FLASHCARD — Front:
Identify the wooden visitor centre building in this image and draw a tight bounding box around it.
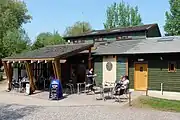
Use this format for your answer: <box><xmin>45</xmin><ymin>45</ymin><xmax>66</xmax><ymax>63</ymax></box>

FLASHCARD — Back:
<box><xmin>2</xmin><ymin>23</ymin><xmax>180</xmax><ymax>94</ymax></box>
<box><xmin>64</xmin><ymin>24</ymin><xmax>180</xmax><ymax>93</ymax></box>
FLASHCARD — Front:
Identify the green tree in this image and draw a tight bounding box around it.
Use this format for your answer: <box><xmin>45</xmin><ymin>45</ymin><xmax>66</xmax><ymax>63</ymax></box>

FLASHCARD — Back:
<box><xmin>64</xmin><ymin>21</ymin><xmax>92</xmax><ymax>36</ymax></box>
<box><xmin>164</xmin><ymin>0</ymin><xmax>180</xmax><ymax>36</ymax></box>
<box><xmin>31</xmin><ymin>31</ymin><xmax>65</xmax><ymax>50</ymax></box>
<box><xmin>104</xmin><ymin>1</ymin><xmax>142</xmax><ymax>29</ymax></box>
<box><xmin>0</xmin><ymin>0</ymin><xmax>31</xmax><ymax>58</ymax></box>
<box><xmin>2</xmin><ymin>28</ymin><xmax>31</xmax><ymax>57</ymax></box>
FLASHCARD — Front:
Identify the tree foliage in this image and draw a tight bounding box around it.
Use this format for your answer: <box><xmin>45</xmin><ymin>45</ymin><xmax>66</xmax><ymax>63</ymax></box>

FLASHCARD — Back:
<box><xmin>164</xmin><ymin>0</ymin><xmax>180</xmax><ymax>36</ymax></box>
<box><xmin>2</xmin><ymin>28</ymin><xmax>31</xmax><ymax>57</ymax></box>
<box><xmin>104</xmin><ymin>1</ymin><xmax>142</xmax><ymax>29</ymax></box>
<box><xmin>31</xmin><ymin>31</ymin><xmax>65</xmax><ymax>50</ymax></box>
<box><xmin>64</xmin><ymin>21</ymin><xmax>92</xmax><ymax>36</ymax></box>
<box><xmin>0</xmin><ymin>0</ymin><xmax>31</xmax><ymax>58</ymax></box>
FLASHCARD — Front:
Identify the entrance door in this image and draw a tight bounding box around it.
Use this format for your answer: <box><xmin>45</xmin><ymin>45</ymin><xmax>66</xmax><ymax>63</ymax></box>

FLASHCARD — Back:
<box><xmin>134</xmin><ymin>63</ymin><xmax>148</xmax><ymax>90</ymax></box>
<box><xmin>103</xmin><ymin>56</ymin><xmax>116</xmax><ymax>84</ymax></box>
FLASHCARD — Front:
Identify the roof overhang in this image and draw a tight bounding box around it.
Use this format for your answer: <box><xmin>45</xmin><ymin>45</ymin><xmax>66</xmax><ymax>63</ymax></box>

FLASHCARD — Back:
<box><xmin>2</xmin><ymin>43</ymin><xmax>94</xmax><ymax>62</ymax></box>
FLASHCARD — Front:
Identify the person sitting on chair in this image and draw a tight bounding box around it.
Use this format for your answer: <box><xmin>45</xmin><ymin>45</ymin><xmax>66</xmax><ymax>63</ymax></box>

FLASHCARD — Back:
<box><xmin>114</xmin><ymin>76</ymin><xmax>123</xmax><ymax>93</ymax></box>
<box><xmin>114</xmin><ymin>75</ymin><xmax>129</xmax><ymax>95</ymax></box>
<box><xmin>119</xmin><ymin>75</ymin><xmax>129</xmax><ymax>95</ymax></box>
<box><xmin>114</xmin><ymin>76</ymin><xmax>124</xmax><ymax>95</ymax></box>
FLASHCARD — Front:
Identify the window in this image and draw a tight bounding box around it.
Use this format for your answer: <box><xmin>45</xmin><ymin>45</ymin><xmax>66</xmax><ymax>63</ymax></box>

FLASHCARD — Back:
<box><xmin>116</xmin><ymin>36</ymin><xmax>132</xmax><ymax>40</ymax></box>
<box><xmin>94</xmin><ymin>37</ymin><xmax>103</xmax><ymax>42</ymax></box>
<box><xmin>106</xmin><ymin>62</ymin><xmax>113</xmax><ymax>71</ymax></box>
<box><xmin>74</xmin><ymin>40</ymin><xmax>78</xmax><ymax>43</ymax></box>
<box><xmin>140</xmin><ymin>66</ymin><xmax>143</xmax><ymax>72</ymax></box>
<box><xmin>116</xmin><ymin>36</ymin><xmax>121</xmax><ymax>40</ymax></box>
<box><xmin>73</xmin><ymin>40</ymin><xmax>85</xmax><ymax>44</ymax></box>
<box><xmin>168</xmin><ymin>61</ymin><xmax>176</xmax><ymax>72</ymax></box>
<box><xmin>81</xmin><ymin>40</ymin><xmax>85</xmax><ymax>43</ymax></box>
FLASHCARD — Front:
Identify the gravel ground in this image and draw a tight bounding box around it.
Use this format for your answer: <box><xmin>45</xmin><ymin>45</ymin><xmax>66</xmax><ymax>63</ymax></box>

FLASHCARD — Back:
<box><xmin>0</xmin><ymin>82</ymin><xmax>180</xmax><ymax>120</ymax></box>
<box><xmin>0</xmin><ymin>103</ymin><xmax>180</xmax><ymax>120</ymax></box>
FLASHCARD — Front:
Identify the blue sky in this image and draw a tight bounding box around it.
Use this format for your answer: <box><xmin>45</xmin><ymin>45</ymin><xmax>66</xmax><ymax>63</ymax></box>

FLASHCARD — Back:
<box><xmin>23</xmin><ymin>0</ymin><xmax>170</xmax><ymax>41</ymax></box>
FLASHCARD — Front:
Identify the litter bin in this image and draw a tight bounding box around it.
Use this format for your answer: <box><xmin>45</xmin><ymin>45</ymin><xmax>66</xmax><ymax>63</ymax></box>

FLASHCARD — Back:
<box><xmin>49</xmin><ymin>79</ymin><xmax>63</xmax><ymax>100</ymax></box>
<box><xmin>25</xmin><ymin>83</ymin><xmax>30</xmax><ymax>95</ymax></box>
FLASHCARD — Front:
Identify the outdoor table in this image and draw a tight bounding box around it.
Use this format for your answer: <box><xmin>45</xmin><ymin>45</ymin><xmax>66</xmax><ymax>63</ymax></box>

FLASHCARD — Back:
<box><xmin>102</xmin><ymin>85</ymin><xmax>115</xmax><ymax>100</ymax></box>
<box><xmin>96</xmin><ymin>84</ymin><xmax>115</xmax><ymax>101</ymax></box>
<box><xmin>77</xmin><ymin>83</ymin><xmax>85</xmax><ymax>94</ymax></box>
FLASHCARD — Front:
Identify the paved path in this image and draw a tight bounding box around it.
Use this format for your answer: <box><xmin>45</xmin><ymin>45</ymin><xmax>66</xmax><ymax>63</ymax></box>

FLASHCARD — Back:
<box><xmin>0</xmin><ymin>80</ymin><xmax>7</xmax><ymax>91</ymax></box>
<box><xmin>0</xmin><ymin>103</ymin><xmax>180</xmax><ymax>120</ymax></box>
<box><xmin>0</xmin><ymin>90</ymin><xmax>136</xmax><ymax>107</ymax></box>
<box><xmin>0</xmin><ymin>91</ymin><xmax>179</xmax><ymax>120</ymax></box>
<box><xmin>0</xmin><ymin>81</ymin><xmax>143</xmax><ymax>107</ymax></box>
<box><xmin>0</xmin><ymin>82</ymin><xmax>180</xmax><ymax>120</ymax></box>
<box><xmin>148</xmin><ymin>90</ymin><xmax>180</xmax><ymax>101</ymax></box>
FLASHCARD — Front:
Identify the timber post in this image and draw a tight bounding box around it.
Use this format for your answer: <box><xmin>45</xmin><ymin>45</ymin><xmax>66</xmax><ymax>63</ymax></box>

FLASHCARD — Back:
<box><xmin>8</xmin><ymin>62</ymin><xmax>13</xmax><ymax>91</ymax></box>
<box><xmin>88</xmin><ymin>47</ymin><xmax>92</xmax><ymax>69</ymax></box>
<box><xmin>25</xmin><ymin>61</ymin><xmax>36</xmax><ymax>94</ymax></box>
<box><xmin>126</xmin><ymin>58</ymin><xmax>129</xmax><ymax>76</ymax></box>
<box><xmin>52</xmin><ymin>61</ymin><xmax>57</xmax><ymax>79</ymax></box>
<box><xmin>129</xmin><ymin>91</ymin><xmax>132</xmax><ymax>106</ymax></box>
<box><xmin>54</xmin><ymin>59</ymin><xmax>63</xmax><ymax>91</ymax></box>
<box><xmin>2</xmin><ymin>61</ymin><xmax>12</xmax><ymax>91</ymax></box>
<box><xmin>54</xmin><ymin>59</ymin><xmax>61</xmax><ymax>81</ymax></box>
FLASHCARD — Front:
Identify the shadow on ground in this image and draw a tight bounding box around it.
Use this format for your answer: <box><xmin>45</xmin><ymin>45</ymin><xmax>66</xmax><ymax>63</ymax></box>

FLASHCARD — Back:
<box><xmin>0</xmin><ymin>104</ymin><xmax>40</xmax><ymax>120</ymax></box>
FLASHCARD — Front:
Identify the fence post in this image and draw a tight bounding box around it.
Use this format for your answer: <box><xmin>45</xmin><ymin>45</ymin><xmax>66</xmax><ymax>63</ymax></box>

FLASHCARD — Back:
<box><xmin>161</xmin><ymin>83</ymin><xmax>164</xmax><ymax>95</ymax></box>
<box><xmin>145</xmin><ymin>88</ymin><xmax>148</xmax><ymax>96</ymax></box>
<box><xmin>129</xmin><ymin>91</ymin><xmax>132</xmax><ymax>106</ymax></box>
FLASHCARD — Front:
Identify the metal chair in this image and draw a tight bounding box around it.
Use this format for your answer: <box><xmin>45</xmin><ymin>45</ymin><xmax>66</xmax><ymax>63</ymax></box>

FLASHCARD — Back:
<box><xmin>113</xmin><ymin>83</ymin><xmax>130</xmax><ymax>102</ymax></box>
<box><xmin>85</xmin><ymin>77</ymin><xmax>96</xmax><ymax>94</ymax></box>
<box><xmin>11</xmin><ymin>78</ymin><xmax>22</xmax><ymax>92</ymax></box>
<box><xmin>65</xmin><ymin>79</ymin><xmax>74</xmax><ymax>94</ymax></box>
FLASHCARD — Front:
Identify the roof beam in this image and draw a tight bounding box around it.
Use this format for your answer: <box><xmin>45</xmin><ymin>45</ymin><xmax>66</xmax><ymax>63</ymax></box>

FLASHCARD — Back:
<box><xmin>2</xmin><ymin>57</ymin><xmax>55</xmax><ymax>62</ymax></box>
<box><xmin>25</xmin><ymin>61</ymin><xmax>36</xmax><ymax>94</ymax></box>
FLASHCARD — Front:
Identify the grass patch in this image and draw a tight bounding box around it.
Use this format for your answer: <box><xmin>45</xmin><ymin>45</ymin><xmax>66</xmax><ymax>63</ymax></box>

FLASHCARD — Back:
<box><xmin>133</xmin><ymin>96</ymin><xmax>180</xmax><ymax>112</ymax></box>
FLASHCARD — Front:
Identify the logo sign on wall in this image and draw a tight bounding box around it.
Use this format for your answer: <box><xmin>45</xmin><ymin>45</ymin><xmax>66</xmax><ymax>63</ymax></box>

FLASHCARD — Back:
<box><xmin>106</xmin><ymin>62</ymin><xmax>113</xmax><ymax>71</ymax></box>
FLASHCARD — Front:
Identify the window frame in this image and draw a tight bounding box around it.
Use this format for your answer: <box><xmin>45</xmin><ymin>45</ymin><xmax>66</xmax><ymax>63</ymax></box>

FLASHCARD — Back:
<box><xmin>94</xmin><ymin>37</ymin><xmax>104</xmax><ymax>42</ymax></box>
<box><xmin>168</xmin><ymin>61</ymin><xmax>176</xmax><ymax>72</ymax></box>
<box><xmin>116</xmin><ymin>36</ymin><xmax>133</xmax><ymax>40</ymax></box>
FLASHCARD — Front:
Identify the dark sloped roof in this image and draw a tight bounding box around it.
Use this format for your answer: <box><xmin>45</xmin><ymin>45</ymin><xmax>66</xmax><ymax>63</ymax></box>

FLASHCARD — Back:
<box><xmin>64</xmin><ymin>23</ymin><xmax>159</xmax><ymax>39</ymax></box>
<box><xmin>3</xmin><ymin>43</ymin><xmax>93</xmax><ymax>61</ymax></box>
<box><xmin>93</xmin><ymin>36</ymin><xmax>180</xmax><ymax>55</ymax></box>
<box><xmin>93</xmin><ymin>40</ymin><xmax>142</xmax><ymax>55</ymax></box>
<box><xmin>125</xmin><ymin>36</ymin><xmax>180</xmax><ymax>54</ymax></box>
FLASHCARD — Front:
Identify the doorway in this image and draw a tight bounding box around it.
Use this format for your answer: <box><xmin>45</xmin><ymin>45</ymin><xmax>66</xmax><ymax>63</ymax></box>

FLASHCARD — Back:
<box><xmin>134</xmin><ymin>63</ymin><xmax>148</xmax><ymax>90</ymax></box>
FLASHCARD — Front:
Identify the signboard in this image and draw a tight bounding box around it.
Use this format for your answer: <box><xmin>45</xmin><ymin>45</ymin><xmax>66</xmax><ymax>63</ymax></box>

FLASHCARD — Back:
<box><xmin>60</xmin><ymin>59</ymin><xmax>66</xmax><ymax>63</ymax></box>
<box><xmin>138</xmin><ymin>59</ymin><xmax>144</xmax><ymax>62</ymax></box>
<box><xmin>49</xmin><ymin>79</ymin><xmax>63</xmax><ymax>100</ymax></box>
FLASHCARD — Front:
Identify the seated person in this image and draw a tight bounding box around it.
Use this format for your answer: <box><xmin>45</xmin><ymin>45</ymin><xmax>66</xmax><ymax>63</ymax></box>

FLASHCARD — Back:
<box><xmin>114</xmin><ymin>76</ymin><xmax>123</xmax><ymax>91</ymax></box>
<box><xmin>120</xmin><ymin>75</ymin><xmax>129</xmax><ymax>90</ymax></box>
<box><xmin>114</xmin><ymin>75</ymin><xmax>129</xmax><ymax>95</ymax></box>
